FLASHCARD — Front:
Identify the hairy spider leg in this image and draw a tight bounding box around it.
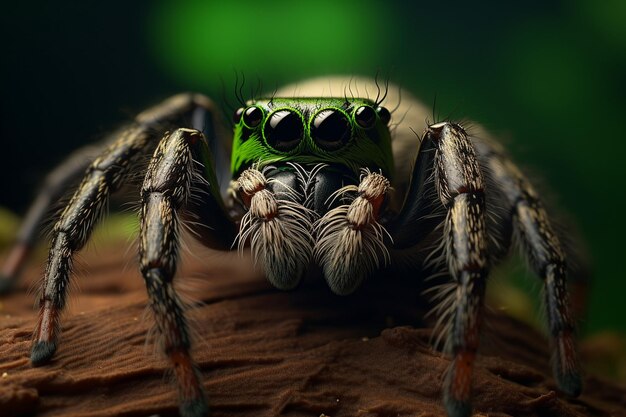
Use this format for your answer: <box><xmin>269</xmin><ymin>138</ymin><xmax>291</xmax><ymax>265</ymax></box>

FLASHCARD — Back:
<box><xmin>140</xmin><ymin>128</ymin><xmax>236</xmax><ymax>417</ymax></box>
<box><xmin>0</xmin><ymin>93</ymin><xmax>227</xmax><ymax>294</ymax></box>
<box><xmin>427</xmin><ymin>123</ymin><xmax>489</xmax><ymax>417</ymax></box>
<box><xmin>30</xmin><ymin>123</ymin><xmax>157</xmax><ymax>365</ymax></box>
<box><xmin>390</xmin><ymin>122</ymin><xmax>488</xmax><ymax>417</ymax></box>
<box><xmin>474</xmin><ymin>138</ymin><xmax>581</xmax><ymax>397</ymax></box>
<box><xmin>29</xmin><ymin>94</ymin><xmax>224</xmax><ymax>364</ymax></box>
<box><xmin>389</xmin><ymin>126</ymin><xmax>582</xmax><ymax>416</ymax></box>
<box><xmin>0</xmin><ymin>143</ymin><xmax>105</xmax><ymax>293</ymax></box>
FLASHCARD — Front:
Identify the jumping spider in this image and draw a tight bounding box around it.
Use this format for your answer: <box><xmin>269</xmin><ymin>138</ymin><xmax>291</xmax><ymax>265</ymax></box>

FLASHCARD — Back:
<box><xmin>0</xmin><ymin>77</ymin><xmax>581</xmax><ymax>417</ymax></box>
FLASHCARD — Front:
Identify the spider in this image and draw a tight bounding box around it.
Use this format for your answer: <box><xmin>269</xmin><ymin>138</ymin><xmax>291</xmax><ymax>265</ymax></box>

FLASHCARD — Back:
<box><xmin>0</xmin><ymin>77</ymin><xmax>581</xmax><ymax>417</ymax></box>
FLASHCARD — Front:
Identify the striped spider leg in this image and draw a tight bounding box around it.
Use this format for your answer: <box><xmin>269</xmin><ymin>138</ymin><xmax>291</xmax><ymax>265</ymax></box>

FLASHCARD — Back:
<box><xmin>22</xmin><ymin>94</ymin><xmax>236</xmax><ymax>417</ymax></box>
<box><xmin>389</xmin><ymin>122</ymin><xmax>580</xmax><ymax>417</ymax></box>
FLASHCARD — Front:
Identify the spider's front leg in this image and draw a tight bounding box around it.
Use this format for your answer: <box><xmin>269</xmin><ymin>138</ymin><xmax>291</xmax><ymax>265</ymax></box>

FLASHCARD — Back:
<box><xmin>1</xmin><ymin>93</ymin><xmax>228</xmax><ymax>293</ymax></box>
<box><xmin>392</xmin><ymin>122</ymin><xmax>488</xmax><ymax>417</ymax></box>
<box><xmin>29</xmin><ymin>93</ymin><xmax>226</xmax><ymax>363</ymax></box>
<box><xmin>140</xmin><ymin>128</ymin><xmax>236</xmax><ymax>417</ymax></box>
<box><xmin>431</xmin><ymin>123</ymin><xmax>489</xmax><ymax>417</ymax></box>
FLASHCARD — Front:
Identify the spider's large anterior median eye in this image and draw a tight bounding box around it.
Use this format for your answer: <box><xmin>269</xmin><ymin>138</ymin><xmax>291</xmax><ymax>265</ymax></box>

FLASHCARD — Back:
<box><xmin>311</xmin><ymin>109</ymin><xmax>351</xmax><ymax>151</ymax></box>
<box><xmin>242</xmin><ymin>106</ymin><xmax>263</xmax><ymax>128</ymax></box>
<box><xmin>263</xmin><ymin>109</ymin><xmax>303</xmax><ymax>152</ymax></box>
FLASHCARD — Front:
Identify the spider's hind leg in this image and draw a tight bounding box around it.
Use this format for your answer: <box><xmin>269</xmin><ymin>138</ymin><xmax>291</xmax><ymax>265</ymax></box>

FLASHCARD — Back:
<box><xmin>474</xmin><ymin>137</ymin><xmax>582</xmax><ymax>397</ymax></box>
<box><xmin>0</xmin><ymin>142</ymin><xmax>105</xmax><ymax>293</ymax></box>
<box><xmin>29</xmin><ymin>122</ymin><xmax>159</xmax><ymax>365</ymax></box>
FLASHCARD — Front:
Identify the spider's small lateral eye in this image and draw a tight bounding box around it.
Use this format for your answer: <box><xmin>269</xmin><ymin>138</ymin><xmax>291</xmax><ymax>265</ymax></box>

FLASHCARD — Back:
<box><xmin>242</xmin><ymin>106</ymin><xmax>263</xmax><ymax>128</ymax></box>
<box><xmin>377</xmin><ymin>106</ymin><xmax>391</xmax><ymax>125</ymax></box>
<box><xmin>354</xmin><ymin>105</ymin><xmax>377</xmax><ymax>129</ymax></box>
<box><xmin>263</xmin><ymin>109</ymin><xmax>303</xmax><ymax>152</ymax></box>
<box><xmin>233</xmin><ymin>107</ymin><xmax>244</xmax><ymax>124</ymax></box>
<box><xmin>311</xmin><ymin>109</ymin><xmax>351</xmax><ymax>152</ymax></box>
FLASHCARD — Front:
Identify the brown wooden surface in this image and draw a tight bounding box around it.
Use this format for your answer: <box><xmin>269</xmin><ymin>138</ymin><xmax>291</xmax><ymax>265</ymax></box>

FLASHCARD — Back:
<box><xmin>0</xmin><ymin>242</ymin><xmax>624</xmax><ymax>417</ymax></box>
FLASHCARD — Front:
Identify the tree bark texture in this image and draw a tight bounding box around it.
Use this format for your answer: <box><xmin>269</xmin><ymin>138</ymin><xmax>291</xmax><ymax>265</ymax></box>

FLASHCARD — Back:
<box><xmin>0</xmin><ymin>243</ymin><xmax>624</xmax><ymax>417</ymax></box>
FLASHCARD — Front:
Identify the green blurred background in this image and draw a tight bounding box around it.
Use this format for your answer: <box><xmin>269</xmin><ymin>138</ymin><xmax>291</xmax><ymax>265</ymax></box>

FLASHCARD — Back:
<box><xmin>1</xmin><ymin>1</ymin><xmax>624</xmax><ymax>342</ymax></box>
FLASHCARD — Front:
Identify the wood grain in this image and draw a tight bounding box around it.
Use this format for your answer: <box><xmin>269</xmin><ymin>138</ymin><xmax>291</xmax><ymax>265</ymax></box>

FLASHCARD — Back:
<box><xmin>0</xmin><ymin>242</ymin><xmax>624</xmax><ymax>417</ymax></box>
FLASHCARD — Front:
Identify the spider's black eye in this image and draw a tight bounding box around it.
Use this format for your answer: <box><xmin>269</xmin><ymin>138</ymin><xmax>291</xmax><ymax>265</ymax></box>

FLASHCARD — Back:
<box><xmin>242</xmin><ymin>106</ymin><xmax>263</xmax><ymax>128</ymax></box>
<box><xmin>377</xmin><ymin>106</ymin><xmax>391</xmax><ymax>125</ymax></box>
<box><xmin>233</xmin><ymin>107</ymin><xmax>244</xmax><ymax>124</ymax></box>
<box><xmin>263</xmin><ymin>109</ymin><xmax>303</xmax><ymax>152</ymax></box>
<box><xmin>311</xmin><ymin>109</ymin><xmax>351</xmax><ymax>151</ymax></box>
<box><xmin>354</xmin><ymin>105</ymin><xmax>377</xmax><ymax>129</ymax></box>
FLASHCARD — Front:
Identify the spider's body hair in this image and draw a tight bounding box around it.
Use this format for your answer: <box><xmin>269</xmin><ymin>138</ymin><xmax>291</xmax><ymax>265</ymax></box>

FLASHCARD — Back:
<box><xmin>314</xmin><ymin>170</ymin><xmax>391</xmax><ymax>295</ymax></box>
<box><xmin>235</xmin><ymin>167</ymin><xmax>314</xmax><ymax>290</ymax></box>
<box><xmin>314</xmin><ymin>204</ymin><xmax>390</xmax><ymax>295</ymax></box>
<box><xmin>234</xmin><ymin>165</ymin><xmax>392</xmax><ymax>295</ymax></box>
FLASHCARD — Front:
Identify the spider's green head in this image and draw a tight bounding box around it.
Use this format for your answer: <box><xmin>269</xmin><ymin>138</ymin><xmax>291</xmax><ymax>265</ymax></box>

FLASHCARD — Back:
<box><xmin>230</xmin><ymin>98</ymin><xmax>394</xmax><ymax>178</ymax></box>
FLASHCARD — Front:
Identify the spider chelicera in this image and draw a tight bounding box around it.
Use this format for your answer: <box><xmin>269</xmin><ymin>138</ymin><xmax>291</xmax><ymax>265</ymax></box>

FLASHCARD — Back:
<box><xmin>0</xmin><ymin>77</ymin><xmax>581</xmax><ymax>417</ymax></box>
